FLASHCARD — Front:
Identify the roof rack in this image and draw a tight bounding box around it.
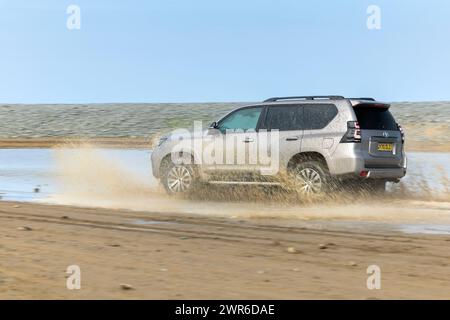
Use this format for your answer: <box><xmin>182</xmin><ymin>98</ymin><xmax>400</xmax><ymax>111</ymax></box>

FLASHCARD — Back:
<box><xmin>349</xmin><ymin>97</ymin><xmax>375</xmax><ymax>101</ymax></box>
<box><xmin>263</xmin><ymin>95</ymin><xmax>345</xmax><ymax>102</ymax></box>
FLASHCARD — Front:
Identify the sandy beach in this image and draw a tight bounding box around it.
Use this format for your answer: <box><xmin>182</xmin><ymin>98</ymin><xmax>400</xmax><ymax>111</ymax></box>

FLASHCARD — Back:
<box><xmin>1</xmin><ymin>200</ymin><xmax>449</xmax><ymax>299</ymax></box>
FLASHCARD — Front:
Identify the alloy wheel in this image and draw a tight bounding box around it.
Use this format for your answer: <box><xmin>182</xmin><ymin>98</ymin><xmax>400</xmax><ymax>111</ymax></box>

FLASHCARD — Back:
<box><xmin>166</xmin><ymin>165</ymin><xmax>193</xmax><ymax>193</ymax></box>
<box><xmin>295</xmin><ymin>167</ymin><xmax>323</xmax><ymax>195</ymax></box>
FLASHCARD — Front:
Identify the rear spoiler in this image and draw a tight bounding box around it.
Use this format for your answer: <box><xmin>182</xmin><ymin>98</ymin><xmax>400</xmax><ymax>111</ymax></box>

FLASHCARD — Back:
<box><xmin>350</xmin><ymin>99</ymin><xmax>390</xmax><ymax>109</ymax></box>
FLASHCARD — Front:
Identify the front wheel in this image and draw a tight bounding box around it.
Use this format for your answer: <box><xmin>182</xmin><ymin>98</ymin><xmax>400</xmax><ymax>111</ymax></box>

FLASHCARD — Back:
<box><xmin>161</xmin><ymin>162</ymin><xmax>196</xmax><ymax>195</ymax></box>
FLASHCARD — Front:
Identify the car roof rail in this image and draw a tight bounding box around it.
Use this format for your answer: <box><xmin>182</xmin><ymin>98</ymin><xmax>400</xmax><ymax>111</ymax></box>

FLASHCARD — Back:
<box><xmin>263</xmin><ymin>95</ymin><xmax>345</xmax><ymax>102</ymax></box>
<box><xmin>349</xmin><ymin>97</ymin><xmax>376</xmax><ymax>101</ymax></box>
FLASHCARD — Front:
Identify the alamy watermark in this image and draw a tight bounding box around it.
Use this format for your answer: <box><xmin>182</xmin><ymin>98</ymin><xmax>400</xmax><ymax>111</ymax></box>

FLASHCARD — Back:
<box><xmin>367</xmin><ymin>5</ymin><xmax>381</xmax><ymax>30</ymax></box>
<box><xmin>366</xmin><ymin>264</ymin><xmax>381</xmax><ymax>290</ymax></box>
<box><xmin>66</xmin><ymin>265</ymin><xmax>81</xmax><ymax>290</ymax></box>
<box><xmin>66</xmin><ymin>5</ymin><xmax>81</xmax><ymax>30</ymax></box>
<box><xmin>164</xmin><ymin>121</ymin><xmax>280</xmax><ymax>176</ymax></box>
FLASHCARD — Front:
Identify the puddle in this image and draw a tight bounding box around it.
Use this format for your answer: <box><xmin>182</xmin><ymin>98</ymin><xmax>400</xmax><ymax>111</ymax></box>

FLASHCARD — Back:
<box><xmin>397</xmin><ymin>224</ymin><xmax>450</xmax><ymax>235</ymax></box>
<box><xmin>0</xmin><ymin>148</ymin><xmax>155</xmax><ymax>201</ymax></box>
<box><xmin>131</xmin><ymin>219</ymin><xmax>173</xmax><ymax>226</ymax></box>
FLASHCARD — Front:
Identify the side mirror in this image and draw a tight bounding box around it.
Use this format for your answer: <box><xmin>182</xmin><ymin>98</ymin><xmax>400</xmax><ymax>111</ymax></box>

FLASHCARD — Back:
<box><xmin>207</xmin><ymin>121</ymin><xmax>221</xmax><ymax>136</ymax></box>
<box><xmin>209</xmin><ymin>121</ymin><xmax>218</xmax><ymax>129</ymax></box>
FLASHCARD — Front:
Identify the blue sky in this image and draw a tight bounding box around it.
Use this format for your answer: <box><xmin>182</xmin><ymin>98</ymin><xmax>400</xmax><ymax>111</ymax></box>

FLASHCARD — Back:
<box><xmin>1</xmin><ymin>0</ymin><xmax>449</xmax><ymax>103</ymax></box>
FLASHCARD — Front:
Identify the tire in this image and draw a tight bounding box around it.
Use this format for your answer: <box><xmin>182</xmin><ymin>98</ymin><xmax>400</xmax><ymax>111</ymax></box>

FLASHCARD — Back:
<box><xmin>161</xmin><ymin>160</ymin><xmax>197</xmax><ymax>196</ymax></box>
<box><xmin>288</xmin><ymin>160</ymin><xmax>329</xmax><ymax>196</ymax></box>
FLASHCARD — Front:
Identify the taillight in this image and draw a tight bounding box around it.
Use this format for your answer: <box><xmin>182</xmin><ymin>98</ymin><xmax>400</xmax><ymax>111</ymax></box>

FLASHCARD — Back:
<box><xmin>359</xmin><ymin>170</ymin><xmax>369</xmax><ymax>177</ymax></box>
<box><xmin>340</xmin><ymin>121</ymin><xmax>361</xmax><ymax>143</ymax></box>
<box><xmin>398</xmin><ymin>124</ymin><xmax>405</xmax><ymax>143</ymax></box>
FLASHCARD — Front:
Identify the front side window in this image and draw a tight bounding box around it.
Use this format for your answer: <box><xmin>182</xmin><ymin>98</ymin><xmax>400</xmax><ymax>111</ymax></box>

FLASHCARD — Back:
<box><xmin>217</xmin><ymin>107</ymin><xmax>262</xmax><ymax>133</ymax></box>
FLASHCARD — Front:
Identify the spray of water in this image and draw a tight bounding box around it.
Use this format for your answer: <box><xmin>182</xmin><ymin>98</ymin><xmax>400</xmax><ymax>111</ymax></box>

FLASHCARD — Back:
<box><xmin>49</xmin><ymin>142</ymin><xmax>450</xmax><ymax>224</ymax></box>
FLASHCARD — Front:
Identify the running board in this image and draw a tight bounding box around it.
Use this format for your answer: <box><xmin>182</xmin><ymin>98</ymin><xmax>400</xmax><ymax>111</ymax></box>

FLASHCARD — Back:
<box><xmin>208</xmin><ymin>181</ymin><xmax>281</xmax><ymax>186</ymax></box>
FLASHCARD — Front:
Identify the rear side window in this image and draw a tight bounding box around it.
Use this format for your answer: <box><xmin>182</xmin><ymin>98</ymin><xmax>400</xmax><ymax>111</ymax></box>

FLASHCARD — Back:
<box><xmin>263</xmin><ymin>105</ymin><xmax>303</xmax><ymax>131</ymax></box>
<box><xmin>354</xmin><ymin>107</ymin><xmax>398</xmax><ymax>130</ymax></box>
<box><xmin>303</xmin><ymin>104</ymin><xmax>338</xmax><ymax>130</ymax></box>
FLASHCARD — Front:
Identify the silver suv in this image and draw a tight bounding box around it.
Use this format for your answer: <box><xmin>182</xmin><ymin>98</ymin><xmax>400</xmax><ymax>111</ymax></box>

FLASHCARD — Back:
<box><xmin>151</xmin><ymin>96</ymin><xmax>407</xmax><ymax>195</ymax></box>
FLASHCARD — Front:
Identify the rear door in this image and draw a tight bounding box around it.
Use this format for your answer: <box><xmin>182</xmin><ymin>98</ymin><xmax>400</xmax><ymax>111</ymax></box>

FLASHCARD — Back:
<box><xmin>259</xmin><ymin>104</ymin><xmax>304</xmax><ymax>172</ymax></box>
<box><xmin>353</xmin><ymin>106</ymin><xmax>403</xmax><ymax>168</ymax></box>
<box><xmin>301</xmin><ymin>103</ymin><xmax>340</xmax><ymax>156</ymax></box>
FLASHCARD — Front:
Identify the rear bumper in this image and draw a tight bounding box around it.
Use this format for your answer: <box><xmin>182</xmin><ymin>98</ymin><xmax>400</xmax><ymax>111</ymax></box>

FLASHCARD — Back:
<box><xmin>360</xmin><ymin>167</ymin><xmax>406</xmax><ymax>180</ymax></box>
<box><xmin>329</xmin><ymin>149</ymin><xmax>407</xmax><ymax>181</ymax></box>
<box><xmin>334</xmin><ymin>165</ymin><xmax>406</xmax><ymax>181</ymax></box>
<box><xmin>362</xmin><ymin>152</ymin><xmax>407</xmax><ymax>180</ymax></box>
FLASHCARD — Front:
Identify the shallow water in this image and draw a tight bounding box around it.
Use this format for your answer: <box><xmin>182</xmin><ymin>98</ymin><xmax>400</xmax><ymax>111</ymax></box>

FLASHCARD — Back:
<box><xmin>398</xmin><ymin>224</ymin><xmax>450</xmax><ymax>235</ymax></box>
<box><xmin>0</xmin><ymin>148</ymin><xmax>448</xmax><ymax>200</ymax></box>
<box><xmin>0</xmin><ymin>148</ymin><xmax>154</xmax><ymax>201</ymax></box>
<box><xmin>0</xmin><ymin>148</ymin><xmax>449</xmax><ymax>235</ymax></box>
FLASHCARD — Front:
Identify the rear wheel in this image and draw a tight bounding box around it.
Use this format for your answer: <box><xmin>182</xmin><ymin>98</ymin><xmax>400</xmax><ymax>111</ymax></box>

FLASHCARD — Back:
<box><xmin>289</xmin><ymin>160</ymin><xmax>329</xmax><ymax>196</ymax></box>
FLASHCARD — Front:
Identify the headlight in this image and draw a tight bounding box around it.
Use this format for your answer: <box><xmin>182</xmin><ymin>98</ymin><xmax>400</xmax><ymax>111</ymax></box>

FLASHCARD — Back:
<box><xmin>158</xmin><ymin>137</ymin><xmax>168</xmax><ymax>147</ymax></box>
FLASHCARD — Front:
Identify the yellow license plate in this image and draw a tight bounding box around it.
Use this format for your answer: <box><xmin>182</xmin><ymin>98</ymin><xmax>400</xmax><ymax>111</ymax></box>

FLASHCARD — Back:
<box><xmin>377</xmin><ymin>143</ymin><xmax>394</xmax><ymax>152</ymax></box>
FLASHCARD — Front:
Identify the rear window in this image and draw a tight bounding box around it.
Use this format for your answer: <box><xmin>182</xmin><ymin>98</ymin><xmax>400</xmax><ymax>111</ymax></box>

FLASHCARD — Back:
<box><xmin>354</xmin><ymin>107</ymin><xmax>398</xmax><ymax>130</ymax></box>
<box><xmin>262</xmin><ymin>104</ymin><xmax>338</xmax><ymax>131</ymax></box>
<box><xmin>303</xmin><ymin>104</ymin><xmax>338</xmax><ymax>130</ymax></box>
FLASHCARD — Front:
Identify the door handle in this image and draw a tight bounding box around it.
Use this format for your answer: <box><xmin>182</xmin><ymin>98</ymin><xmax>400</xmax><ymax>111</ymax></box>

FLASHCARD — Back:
<box><xmin>285</xmin><ymin>136</ymin><xmax>299</xmax><ymax>141</ymax></box>
<box><xmin>243</xmin><ymin>138</ymin><xmax>254</xmax><ymax>143</ymax></box>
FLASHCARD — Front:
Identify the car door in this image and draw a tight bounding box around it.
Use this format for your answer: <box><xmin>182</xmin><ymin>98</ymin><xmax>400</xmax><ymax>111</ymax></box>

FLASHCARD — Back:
<box><xmin>259</xmin><ymin>105</ymin><xmax>304</xmax><ymax>174</ymax></box>
<box><xmin>300</xmin><ymin>103</ymin><xmax>340</xmax><ymax>158</ymax></box>
<box><xmin>213</xmin><ymin>106</ymin><xmax>264</xmax><ymax>174</ymax></box>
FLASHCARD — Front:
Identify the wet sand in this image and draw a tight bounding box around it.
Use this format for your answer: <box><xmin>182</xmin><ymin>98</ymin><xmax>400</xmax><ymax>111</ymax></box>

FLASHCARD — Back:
<box><xmin>1</xmin><ymin>201</ymin><xmax>449</xmax><ymax>299</ymax></box>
